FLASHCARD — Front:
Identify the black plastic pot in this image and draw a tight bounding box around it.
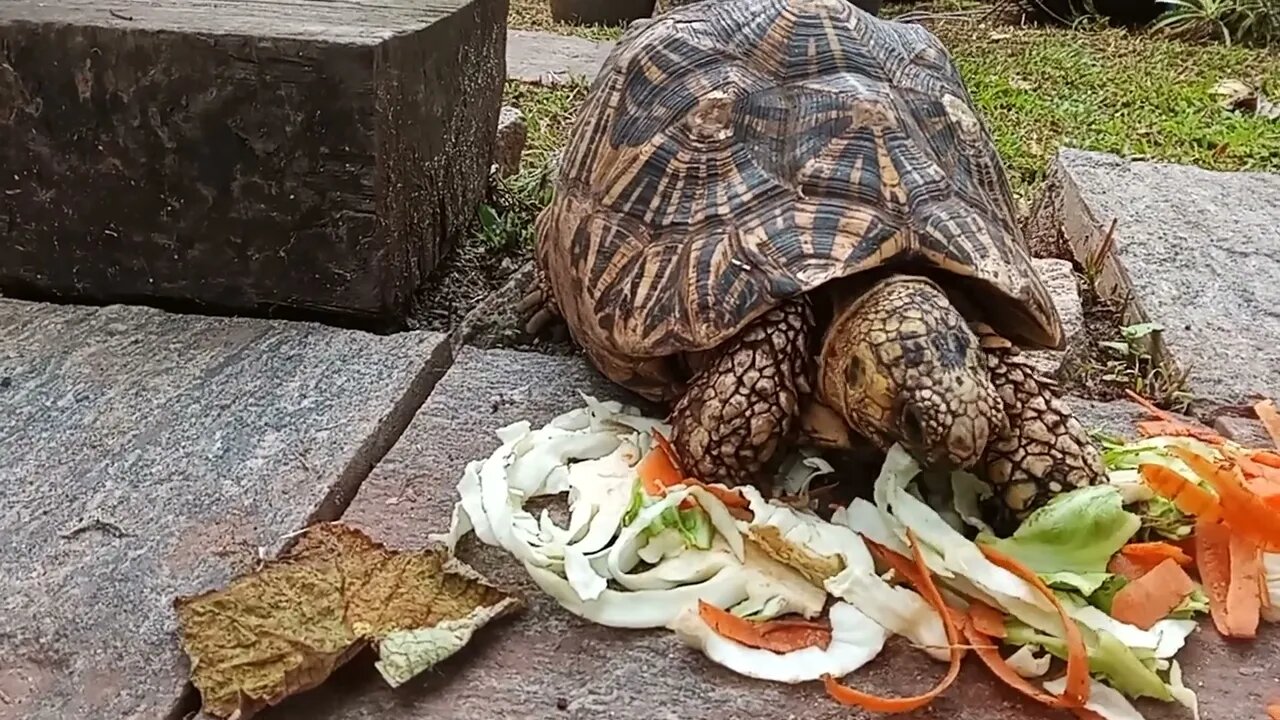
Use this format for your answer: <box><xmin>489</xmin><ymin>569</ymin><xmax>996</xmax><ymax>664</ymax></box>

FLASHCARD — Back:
<box><xmin>853</xmin><ymin>0</ymin><xmax>884</xmax><ymax>15</ymax></box>
<box><xmin>549</xmin><ymin>0</ymin><xmax>658</xmax><ymax>25</ymax></box>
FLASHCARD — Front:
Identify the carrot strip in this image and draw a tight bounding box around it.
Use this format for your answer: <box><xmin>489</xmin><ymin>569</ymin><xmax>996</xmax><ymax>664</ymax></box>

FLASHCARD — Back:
<box><xmin>1170</xmin><ymin>447</ymin><xmax>1280</xmax><ymax>551</ymax></box>
<box><xmin>1109</xmin><ymin>558</ymin><xmax>1196</xmax><ymax>630</ymax></box>
<box><xmin>1226</xmin><ymin>532</ymin><xmax>1261</xmax><ymax>639</ymax></box>
<box><xmin>757</xmin><ymin>617</ymin><xmax>832</xmax><ymax>635</ymax></box>
<box><xmin>1196</xmin><ymin>517</ymin><xmax>1236</xmax><ymax>637</ymax></box>
<box><xmin>980</xmin><ymin>544</ymin><xmax>1090</xmax><ymax>708</ymax></box>
<box><xmin>1252</xmin><ymin>451</ymin><xmax>1280</xmax><ymax>469</ymax></box>
<box><xmin>864</xmin><ymin>537</ymin><xmax>928</xmax><ymax>589</ymax></box>
<box><xmin>697</xmin><ymin>601</ymin><xmax>832</xmax><ymax>653</ymax></box>
<box><xmin>641</xmin><ymin>431</ymin><xmax>751</xmax><ymax>510</ymax></box>
<box><xmin>1107</xmin><ymin>554</ymin><xmax>1149</xmax><ymax>582</ymax></box>
<box><xmin>1139</xmin><ymin>463</ymin><xmax>1224</xmax><ymax>522</ymax></box>
<box><xmin>823</xmin><ymin>530</ymin><xmax>965</xmax><ymax>713</ymax></box>
<box><xmin>963</xmin><ymin>619</ymin><xmax>1084</xmax><ymax>710</ymax></box>
<box><xmin>1137</xmin><ymin>420</ymin><xmax>1228</xmax><ymax>445</ymax></box>
<box><xmin>968</xmin><ymin>602</ymin><xmax>1008</xmax><ymax>639</ymax></box>
<box><xmin>1255</xmin><ymin>399</ymin><xmax>1280</xmax><ymax>449</ymax></box>
<box><xmin>1267</xmin><ymin>704</ymin><xmax>1280</xmax><ymax>720</ymax></box>
<box><xmin>637</xmin><ymin>444</ymin><xmax>683</xmax><ymax>495</ymax></box>
<box><xmin>1124</xmin><ymin>389</ymin><xmax>1226</xmax><ymax>443</ymax></box>
<box><xmin>651</xmin><ymin>430</ymin><xmax>685</xmax><ymax>475</ymax></box>
<box><xmin>1120</xmin><ymin>541</ymin><xmax>1193</xmax><ymax>567</ymax></box>
<box><xmin>1125</xmin><ymin>389</ymin><xmax>1180</xmax><ymax>422</ymax></box>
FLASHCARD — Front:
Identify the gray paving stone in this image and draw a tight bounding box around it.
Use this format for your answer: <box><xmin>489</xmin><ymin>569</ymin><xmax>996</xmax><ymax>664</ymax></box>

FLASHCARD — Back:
<box><xmin>1029</xmin><ymin>148</ymin><xmax>1280</xmax><ymax>414</ymax></box>
<box><xmin>0</xmin><ymin>300</ymin><xmax>448</xmax><ymax>720</ymax></box>
<box><xmin>275</xmin><ymin>349</ymin><xmax>1274</xmax><ymax>720</ymax></box>
<box><xmin>507</xmin><ymin>29</ymin><xmax>615</xmax><ymax>84</ymax></box>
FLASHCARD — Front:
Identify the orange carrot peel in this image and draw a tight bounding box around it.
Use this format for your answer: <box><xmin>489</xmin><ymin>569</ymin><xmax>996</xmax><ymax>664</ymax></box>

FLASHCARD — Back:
<box><xmin>1255</xmin><ymin>399</ymin><xmax>1280</xmax><ymax>448</ymax></box>
<box><xmin>979</xmin><ymin>544</ymin><xmax>1092</xmax><ymax>709</ymax></box>
<box><xmin>967</xmin><ymin>602</ymin><xmax>1008</xmax><ymax>639</ymax></box>
<box><xmin>697</xmin><ymin>601</ymin><xmax>832</xmax><ymax>653</ymax></box>
<box><xmin>1119</xmin><ymin>541</ymin><xmax>1193</xmax><ymax>567</ymax></box>
<box><xmin>962</xmin><ymin>613</ymin><xmax>1087</xmax><ymax>713</ymax></box>
<box><xmin>1125</xmin><ymin>390</ymin><xmax>1227</xmax><ymax>444</ymax></box>
<box><xmin>639</xmin><ymin>430</ymin><xmax>751</xmax><ymax>513</ymax></box>
<box><xmin>822</xmin><ymin>530</ymin><xmax>966</xmax><ymax>713</ymax></box>
<box><xmin>1139</xmin><ymin>463</ymin><xmax>1223</xmax><ymax>523</ymax></box>
<box><xmin>1196</xmin><ymin>516</ymin><xmax>1263</xmax><ymax>639</ymax></box>
<box><xmin>1169</xmin><ymin>446</ymin><xmax>1280</xmax><ymax>552</ymax></box>
<box><xmin>1109</xmin><ymin>558</ymin><xmax>1196</xmax><ymax>630</ymax></box>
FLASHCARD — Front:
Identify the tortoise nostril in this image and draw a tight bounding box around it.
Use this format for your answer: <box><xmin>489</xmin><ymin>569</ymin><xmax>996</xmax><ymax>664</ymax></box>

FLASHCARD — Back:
<box><xmin>900</xmin><ymin>404</ymin><xmax>926</xmax><ymax>447</ymax></box>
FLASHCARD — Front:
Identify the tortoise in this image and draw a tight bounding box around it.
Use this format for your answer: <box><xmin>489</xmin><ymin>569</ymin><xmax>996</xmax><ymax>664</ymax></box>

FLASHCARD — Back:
<box><xmin>523</xmin><ymin>0</ymin><xmax>1106</xmax><ymax>526</ymax></box>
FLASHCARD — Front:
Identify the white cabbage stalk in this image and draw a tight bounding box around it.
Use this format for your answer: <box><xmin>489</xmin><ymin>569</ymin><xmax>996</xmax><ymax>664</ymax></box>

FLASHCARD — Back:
<box><xmin>1044</xmin><ymin>677</ymin><xmax>1145</xmax><ymax>720</ymax></box>
<box><xmin>1263</xmin><ymin>553</ymin><xmax>1280</xmax><ymax>623</ymax></box>
<box><xmin>1005</xmin><ymin>645</ymin><xmax>1051</xmax><ymax>678</ymax></box>
<box><xmin>1167</xmin><ymin>660</ymin><xmax>1200</xmax><ymax>720</ymax></box>
<box><xmin>870</xmin><ymin>445</ymin><xmax>1061</xmax><ymax>633</ymax></box>
<box><xmin>669</xmin><ymin>601</ymin><xmax>890</xmax><ymax>684</ymax></box>
<box><xmin>776</xmin><ymin>451</ymin><xmax>835</xmax><ymax>497</ymax></box>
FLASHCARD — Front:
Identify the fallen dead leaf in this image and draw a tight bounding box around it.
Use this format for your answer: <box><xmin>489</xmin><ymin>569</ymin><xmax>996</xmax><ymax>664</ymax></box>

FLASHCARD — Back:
<box><xmin>1212</xmin><ymin>79</ymin><xmax>1280</xmax><ymax>120</ymax></box>
<box><xmin>174</xmin><ymin>522</ymin><xmax>521</xmax><ymax>719</ymax></box>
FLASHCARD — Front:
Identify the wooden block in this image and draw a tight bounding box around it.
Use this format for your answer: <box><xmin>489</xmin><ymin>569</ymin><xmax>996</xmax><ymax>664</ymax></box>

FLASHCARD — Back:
<box><xmin>0</xmin><ymin>0</ymin><xmax>508</xmax><ymax>325</ymax></box>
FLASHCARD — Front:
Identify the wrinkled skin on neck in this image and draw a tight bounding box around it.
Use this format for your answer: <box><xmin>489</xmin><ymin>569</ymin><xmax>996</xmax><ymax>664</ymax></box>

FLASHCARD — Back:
<box><xmin>817</xmin><ymin>274</ymin><xmax>1007</xmax><ymax>469</ymax></box>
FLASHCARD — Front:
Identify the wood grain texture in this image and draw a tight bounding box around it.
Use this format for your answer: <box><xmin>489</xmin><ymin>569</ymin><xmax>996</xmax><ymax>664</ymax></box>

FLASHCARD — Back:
<box><xmin>0</xmin><ymin>0</ymin><xmax>508</xmax><ymax>324</ymax></box>
<box><xmin>0</xmin><ymin>0</ymin><xmax>479</xmax><ymax>43</ymax></box>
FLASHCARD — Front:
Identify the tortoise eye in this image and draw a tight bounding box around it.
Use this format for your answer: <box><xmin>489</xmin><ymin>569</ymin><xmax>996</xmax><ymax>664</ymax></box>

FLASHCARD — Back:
<box><xmin>844</xmin><ymin>356</ymin><xmax>864</xmax><ymax>385</ymax></box>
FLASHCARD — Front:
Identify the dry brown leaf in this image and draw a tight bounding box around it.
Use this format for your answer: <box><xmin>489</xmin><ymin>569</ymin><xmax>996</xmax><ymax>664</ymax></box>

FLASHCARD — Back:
<box><xmin>1212</xmin><ymin>79</ymin><xmax>1280</xmax><ymax>120</ymax></box>
<box><xmin>174</xmin><ymin>522</ymin><xmax>520</xmax><ymax>719</ymax></box>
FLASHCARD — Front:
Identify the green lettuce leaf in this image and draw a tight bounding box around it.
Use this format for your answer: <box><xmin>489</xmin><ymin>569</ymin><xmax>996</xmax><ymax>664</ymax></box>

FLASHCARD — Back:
<box><xmin>1087</xmin><ymin>575</ymin><xmax>1128</xmax><ymax>614</ymax></box>
<box><xmin>1042</xmin><ymin>571</ymin><xmax>1112</xmax><ymax>597</ymax></box>
<box><xmin>1169</xmin><ymin>587</ymin><xmax>1209</xmax><ymax>619</ymax></box>
<box><xmin>1007</xmin><ymin>622</ymin><xmax>1173</xmax><ymax>701</ymax></box>
<box><xmin>1138</xmin><ymin>495</ymin><xmax>1195</xmax><ymax>541</ymax></box>
<box><xmin>979</xmin><ymin>485</ymin><xmax>1141</xmax><ymax>576</ymax></box>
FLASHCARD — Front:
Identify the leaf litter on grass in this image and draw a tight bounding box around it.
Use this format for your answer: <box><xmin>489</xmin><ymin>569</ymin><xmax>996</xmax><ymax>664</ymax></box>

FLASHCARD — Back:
<box><xmin>174</xmin><ymin>522</ymin><xmax>521</xmax><ymax>719</ymax></box>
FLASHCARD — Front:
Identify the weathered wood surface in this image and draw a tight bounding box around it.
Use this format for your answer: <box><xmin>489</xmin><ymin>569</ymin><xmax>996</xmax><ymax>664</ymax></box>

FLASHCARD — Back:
<box><xmin>0</xmin><ymin>0</ymin><xmax>508</xmax><ymax>326</ymax></box>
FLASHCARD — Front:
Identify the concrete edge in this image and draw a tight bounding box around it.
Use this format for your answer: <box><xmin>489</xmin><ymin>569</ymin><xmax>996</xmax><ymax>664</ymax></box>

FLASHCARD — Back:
<box><xmin>164</xmin><ymin>334</ymin><xmax>458</xmax><ymax>720</ymax></box>
<box><xmin>1029</xmin><ymin>148</ymin><xmax>1205</xmax><ymax>413</ymax></box>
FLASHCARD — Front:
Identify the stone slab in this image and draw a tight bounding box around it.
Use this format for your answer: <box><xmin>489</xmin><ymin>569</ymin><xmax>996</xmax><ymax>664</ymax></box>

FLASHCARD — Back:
<box><xmin>1028</xmin><ymin>148</ymin><xmax>1280</xmax><ymax>414</ymax></box>
<box><xmin>0</xmin><ymin>300</ymin><xmax>449</xmax><ymax>720</ymax></box>
<box><xmin>0</xmin><ymin>0</ymin><xmax>506</xmax><ymax>325</ymax></box>
<box><xmin>507</xmin><ymin>29</ymin><xmax>615</xmax><ymax>84</ymax></box>
<box><xmin>274</xmin><ymin>349</ymin><xmax>1275</xmax><ymax>720</ymax></box>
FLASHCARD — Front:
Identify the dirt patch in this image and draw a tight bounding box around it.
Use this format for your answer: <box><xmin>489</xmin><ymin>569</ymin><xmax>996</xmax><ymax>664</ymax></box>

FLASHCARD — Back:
<box><xmin>1056</xmin><ymin>269</ymin><xmax>1193</xmax><ymax>413</ymax></box>
<box><xmin>410</xmin><ymin>219</ymin><xmax>531</xmax><ymax>333</ymax></box>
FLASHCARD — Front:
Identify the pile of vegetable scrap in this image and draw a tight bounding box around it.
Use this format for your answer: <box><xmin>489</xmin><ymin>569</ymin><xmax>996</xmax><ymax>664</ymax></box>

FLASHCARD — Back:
<box><xmin>1100</xmin><ymin>394</ymin><xmax>1280</xmax><ymax>638</ymax></box>
<box><xmin>435</xmin><ymin>394</ymin><xmax>1280</xmax><ymax>720</ymax></box>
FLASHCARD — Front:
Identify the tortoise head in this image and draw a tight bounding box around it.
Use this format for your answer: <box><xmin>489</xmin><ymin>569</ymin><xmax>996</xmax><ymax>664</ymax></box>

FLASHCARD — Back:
<box><xmin>817</xmin><ymin>274</ymin><xmax>1007</xmax><ymax>469</ymax></box>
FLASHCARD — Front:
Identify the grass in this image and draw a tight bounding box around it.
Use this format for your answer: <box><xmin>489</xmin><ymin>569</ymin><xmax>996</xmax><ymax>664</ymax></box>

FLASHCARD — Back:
<box><xmin>508</xmin><ymin>0</ymin><xmax>627</xmax><ymax>40</ymax></box>
<box><xmin>505</xmin><ymin>0</ymin><xmax>1280</xmax><ymax>202</ymax></box>
<box><xmin>933</xmin><ymin>22</ymin><xmax>1280</xmax><ymax>199</ymax></box>
<box><xmin>413</xmin><ymin>80</ymin><xmax>589</xmax><ymax>331</ymax></box>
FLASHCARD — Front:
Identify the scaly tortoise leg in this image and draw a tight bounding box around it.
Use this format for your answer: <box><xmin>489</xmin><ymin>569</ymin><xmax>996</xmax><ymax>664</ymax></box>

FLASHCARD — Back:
<box><xmin>973</xmin><ymin>323</ymin><xmax>1107</xmax><ymax>532</ymax></box>
<box><xmin>668</xmin><ymin>298</ymin><xmax>815</xmax><ymax>488</ymax></box>
<box><xmin>516</xmin><ymin>260</ymin><xmax>560</xmax><ymax>336</ymax></box>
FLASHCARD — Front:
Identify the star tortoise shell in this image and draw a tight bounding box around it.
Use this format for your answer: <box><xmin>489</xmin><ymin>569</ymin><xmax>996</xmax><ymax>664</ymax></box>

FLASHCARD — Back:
<box><xmin>534</xmin><ymin>0</ymin><xmax>1061</xmax><ymax>402</ymax></box>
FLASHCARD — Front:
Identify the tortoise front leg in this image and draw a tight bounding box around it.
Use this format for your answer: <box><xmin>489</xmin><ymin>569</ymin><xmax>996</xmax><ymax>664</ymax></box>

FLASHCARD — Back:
<box><xmin>516</xmin><ymin>260</ymin><xmax>560</xmax><ymax>335</ymax></box>
<box><xmin>669</xmin><ymin>299</ymin><xmax>815</xmax><ymax>487</ymax></box>
<box><xmin>979</xmin><ymin>344</ymin><xmax>1107</xmax><ymax>532</ymax></box>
